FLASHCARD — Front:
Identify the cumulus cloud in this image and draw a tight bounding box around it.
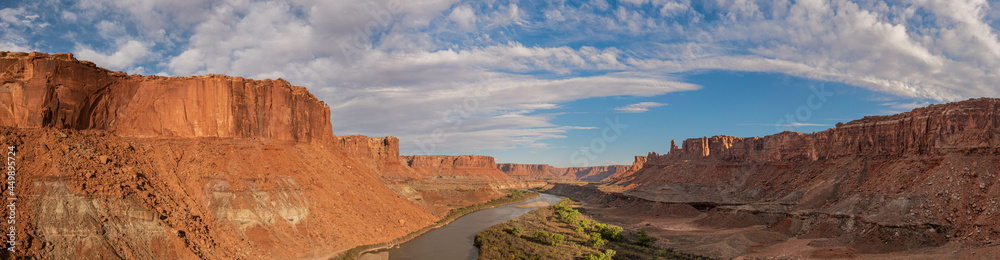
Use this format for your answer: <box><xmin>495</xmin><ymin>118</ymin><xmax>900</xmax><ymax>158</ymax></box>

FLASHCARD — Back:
<box><xmin>7</xmin><ymin>0</ymin><xmax>1000</xmax><ymax>155</ymax></box>
<box><xmin>449</xmin><ymin>4</ymin><xmax>476</xmax><ymax>29</ymax></box>
<box><xmin>614</xmin><ymin>102</ymin><xmax>668</xmax><ymax>113</ymax></box>
<box><xmin>74</xmin><ymin>40</ymin><xmax>152</xmax><ymax>71</ymax></box>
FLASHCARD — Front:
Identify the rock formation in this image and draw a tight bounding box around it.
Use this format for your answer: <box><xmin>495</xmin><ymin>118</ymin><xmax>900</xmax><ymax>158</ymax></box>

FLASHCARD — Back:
<box><xmin>496</xmin><ymin>162</ymin><xmax>638</xmax><ymax>182</ymax></box>
<box><xmin>496</xmin><ymin>163</ymin><xmax>565</xmax><ymax>179</ymax></box>
<box><xmin>403</xmin><ymin>155</ymin><xmax>510</xmax><ymax>180</ymax></box>
<box><xmin>599</xmin><ymin>97</ymin><xmax>1000</xmax><ymax>257</ymax></box>
<box><xmin>656</xmin><ymin>98</ymin><xmax>1000</xmax><ymax>162</ymax></box>
<box><xmin>562</xmin><ymin>165</ymin><xmax>632</xmax><ymax>182</ymax></box>
<box><xmin>0</xmin><ymin>52</ymin><xmax>526</xmax><ymax>259</ymax></box>
<box><xmin>0</xmin><ymin>52</ymin><xmax>332</xmax><ymax>142</ymax></box>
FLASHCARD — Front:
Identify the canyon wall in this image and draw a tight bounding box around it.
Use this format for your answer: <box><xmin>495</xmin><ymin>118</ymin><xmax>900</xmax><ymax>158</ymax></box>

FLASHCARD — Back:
<box><xmin>496</xmin><ymin>163</ymin><xmax>564</xmax><ymax>179</ymax></box>
<box><xmin>0</xmin><ymin>52</ymin><xmax>500</xmax><ymax>259</ymax></box>
<box><xmin>658</xmin><ymin>98</ymin><xmax>1000</xmax><ymax>162</ymax></box>
<box><xmin>562</xmin><ymin>165</ymin><xmax>632</xmax><ymax>182</ymax></box>
<box><xmin>496</xmin><ymin>162</ymin><xmax>639</xmax><ymax>182</ymax></box>
<box><xmin>605</xmin><ymin>97</ymin><xmax>1000</xmax><ymax>255</ymax></box>
<box><xmin>403</xmin><ymin>155</ymin><xmax>510</xmax><ymax>180</ymax></box>
<box><xmin>0</xmin><ymin>52</ymin><xmax>332</xmax><ymax>142</ymax></box>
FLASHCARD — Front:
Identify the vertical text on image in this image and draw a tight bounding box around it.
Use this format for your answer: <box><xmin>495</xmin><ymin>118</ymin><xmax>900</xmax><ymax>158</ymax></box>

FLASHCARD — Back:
<box><xmin>5</xmin><ymin>145</ymin><xmax>15</xmax><ymax>252</ymax></box>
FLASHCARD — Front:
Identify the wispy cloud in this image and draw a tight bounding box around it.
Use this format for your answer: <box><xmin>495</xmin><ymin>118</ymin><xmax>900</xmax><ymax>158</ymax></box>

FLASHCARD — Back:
<box><xmin>740</xmin><ymin>123</ymin><xmax>832</xmax><ymax>127</ymax></box>
<box><xmin>613</xmin><ymin>102</ymin><xmax>667</xmax><ymax>113</ymax></box>
<box><xmin>7</xmin><ymin>0</ymin><xmax>1000</xmax><ymax>154</ymax></box>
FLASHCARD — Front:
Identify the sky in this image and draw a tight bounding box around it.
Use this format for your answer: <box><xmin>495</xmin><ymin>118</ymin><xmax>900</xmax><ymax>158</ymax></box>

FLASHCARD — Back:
<box><xmin>2</xmin><ymin>0</ymin><xmax>1000</xmax><ymax>167</ymax></box>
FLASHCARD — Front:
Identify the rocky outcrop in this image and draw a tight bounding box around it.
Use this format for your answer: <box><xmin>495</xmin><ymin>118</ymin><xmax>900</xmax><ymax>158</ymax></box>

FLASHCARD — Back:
<box><xmin>610</xmin><ymin>98</ymin><xmax>1000</xmax><ymax>253</ymax></box>
<box><xmin>403</xmin><ymin>155</ymin><xmax>509</xmax><ymax>180</ymax></box>
<box><xmin>0</xmin><ymin>52</ymin><xmax>526</xmax><ymax>259</ymax></box>
<box><xmin>496</xmin><ymin>163</ymin><xmax>638</xmax><ymax>182</ymax></box>
<box><xmin>2</xmin><ymin>127</ymin><xmax>438</xmax><ymax>259</ymax></box>
<box><xmin>659</xmin><ymin>98</ymin><xmax>1000</xmax><ymax>162</ymax></box>
<box><xmin>496</xmin><ymin>163</ymin><xmax>564</xmax><ymax>179</ymax></box>
<box><xmin>562</xmin><ymin>165</ymin><xmax>632</xmax><ymax>182</ymax></box>
<box><xmin>335</xmin><ymin>135</ymin><xmax>421</xmax><ymax>179</ymax></box>
<box><xmin>337</xmin><ymin>135</ymin><xmax>399</xmax><ymax>163</ymax></box>
<box><xmin>0</xmin><ymin>52</ymin><xmax>332</xmax><ymax>142</ymax></box>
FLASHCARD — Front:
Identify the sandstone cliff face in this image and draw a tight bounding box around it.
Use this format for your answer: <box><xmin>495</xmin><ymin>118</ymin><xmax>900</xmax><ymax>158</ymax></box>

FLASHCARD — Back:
<box><xmin>336</xmin><ymin>135</ymin><xmax>399</xmax><ymax>162</ymax></box>
<box><xmin>0</xmin><ymin>52</ymin><xmax>518</xmax><ymax>259</ymax></box>
<box><xmin>610</xmin><ymin>98</ymin><xmax>1000</xmax><ymax>253</ymax></box>
<box><xmin>335</xmin><ymin>135</ymin><xmax>422</xmax><ymax>179</ymax></box>
<box><xmin>0</xmin><ymin>52</ymin><xmax>332</xmax><ymax>142</ymax></box>
<box><xmin>2</xmin><ymin>127</ymin><xmax>438</xmax><ymax>259</ymax></box>
<box><xmin>404</xmin><ymin>155</ymin><xmax>509</xmax><ymax>180</ymax></box>
<box><xmin>660</xmin><ymin>98</ymin><xmax>1000</xmax><ymax>162</ymax></box>
<box><xmin>496</xmin><ymin>162</ymin><xmax>637</xmax><ymax>182</ymax></box>
<box><xmin>562</xmin><ymin>165</ymin><xmax>632</xmax><ymax>182</ymax></box>
<box><xmin>496</xmin><ymin>163</ymin><xmax>564</xmax><ymax>179</ymax></box>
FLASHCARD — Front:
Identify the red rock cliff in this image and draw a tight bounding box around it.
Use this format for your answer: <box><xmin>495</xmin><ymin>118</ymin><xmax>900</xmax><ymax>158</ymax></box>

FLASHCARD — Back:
<box><xmin>403</xmin><ymin>155</ymin><xmax>509</xmax><ymax>180</ymax></box>
<box><xmin>660</xmin><ymin>98</ymin><xmax>1000</xmax><ymax>162</ymax></box>
<box><xmin>611</xmin><ymin>98</ymin><xmax>1000</xmax><ymax>250</ymax></box>
<box><xmin>562</xmin><ymin>165</ymin><xmax>632</xmax><ymax>182</ymax></box>
<box><xmin>0</xmin><ymin>52</ymin><xmax>332</xmax><ymax>142</ymax></box>
<box><xmin>497</xmin><ymin>163</ymin><xmax>638</xmax><ymax>182</ymax></box>
<box><xmin>496</xmin><ymin>163</ymin><xmax>564</xmax><ymax>179</ymax></box>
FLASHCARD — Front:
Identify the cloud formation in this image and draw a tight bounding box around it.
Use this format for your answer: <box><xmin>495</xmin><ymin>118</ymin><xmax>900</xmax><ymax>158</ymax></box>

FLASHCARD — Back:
<box><xmin>614</xmin><ymin>102</ymin><xmax>667</xmax><ymax>113</ymax></box>
<box><xmin>4</xmin><ymin>0</ymin><xmax>1000</xmax><ymax>154</ymax></box>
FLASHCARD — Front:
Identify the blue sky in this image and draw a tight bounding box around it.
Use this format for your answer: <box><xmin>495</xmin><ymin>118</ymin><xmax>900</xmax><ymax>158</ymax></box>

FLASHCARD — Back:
<box><xmin>2</xmin><ymin>0</ymin><xmax>999</xmax><ymax>167</ymax></box>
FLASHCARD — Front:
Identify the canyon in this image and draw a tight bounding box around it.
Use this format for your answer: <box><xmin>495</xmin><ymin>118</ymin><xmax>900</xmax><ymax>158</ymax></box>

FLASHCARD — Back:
<box><xmin>548</xmin><ymin>97</ymin><xmax>1000</xmax><ymax>258</ymax></box>
<box><xmin>0</xmin><ymin>52</ymin><xmax>623</xmax><ymax>259</ymax></box>
<box><xmin>4</xmin><ymin>51</ymin><xmax>1000</xmax><ymax>259</ymax></box>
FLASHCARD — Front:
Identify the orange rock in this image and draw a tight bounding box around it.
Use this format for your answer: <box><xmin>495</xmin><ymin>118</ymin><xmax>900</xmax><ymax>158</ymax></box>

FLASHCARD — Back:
<box><xmin>0</xmin><ymin>52</ymin><xmax>332</xmax><ymax>142</ymax></box>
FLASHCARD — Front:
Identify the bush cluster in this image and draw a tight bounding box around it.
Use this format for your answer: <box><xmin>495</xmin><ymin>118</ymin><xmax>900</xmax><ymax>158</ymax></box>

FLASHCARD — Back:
<box><xmin>532</xmin><ymin>231</ymin><xmax>564</xmax><ymax>246</ymax></box>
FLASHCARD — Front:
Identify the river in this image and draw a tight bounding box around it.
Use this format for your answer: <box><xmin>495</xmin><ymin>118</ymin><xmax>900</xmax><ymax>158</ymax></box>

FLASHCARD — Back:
<box><xmin>360</xmin><ymin>193</ymin><xmax>565</xmax><ymax>260</ymax></box>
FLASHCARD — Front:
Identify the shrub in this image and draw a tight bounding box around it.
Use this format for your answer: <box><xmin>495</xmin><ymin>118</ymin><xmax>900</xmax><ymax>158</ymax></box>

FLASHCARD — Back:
<box><xmin>637</xmin><ymin>229</ymin><xmax>658</xmax><ymax>246</ymax></box>
<box><xmin>550</xmin><ymin>233</ymin><xmax>564</xmax><ymax>246</ymax></box>
<box><xmin>509</xmin><ymin>226</ymin><xmax>523</xmax><ymax>236</ymax></box>
<box><xmin>593</xmin><ymin>223</ymin><xmax>623</xmax><ymax>241</ymax></box>
<box><xmin>533</xmin><ymin>231</ymin><xmax>550</xmax><ymax>245</ymax></box>
<box><xmin>587</xmin><ymin>232</ymin><xmax>605</xmax><ymax>247</ymax></box>
<box><xmin>584</xmin><ymin>249</ymin><xmax>616</xmax><ymax>260</ymax></box>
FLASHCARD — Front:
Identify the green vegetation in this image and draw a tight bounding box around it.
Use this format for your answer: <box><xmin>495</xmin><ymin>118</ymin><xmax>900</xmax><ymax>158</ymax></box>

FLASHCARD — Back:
<box><xmin>476</xmin><ymin>198</ymin><xmax>710</xmax><ymax>259</ymax></box>
<box><xmin>584</xmin><ymin>249</ymin><xmax>615</xmax><ymax>260</ymax></box>
<box><xmin>509</xmin><ymin>226</ymin><xmax>524</xmax><ymax>236</ymax></box>
<box><xmin>331</xmin><ymin>189</ymin><xmax>539</xmax><ymax>260</ymax></box>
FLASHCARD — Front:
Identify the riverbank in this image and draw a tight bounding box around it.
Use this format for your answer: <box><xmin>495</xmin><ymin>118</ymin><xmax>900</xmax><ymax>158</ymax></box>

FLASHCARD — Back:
<box><xmin>475</xmin><ymin>198</ymin><xmax>709</xmax><ymax>259</ymax></box>
<box><xmin>331</xmin><ymin>189</ymin><xmax>540</xmax><ymax>260</ymax></box>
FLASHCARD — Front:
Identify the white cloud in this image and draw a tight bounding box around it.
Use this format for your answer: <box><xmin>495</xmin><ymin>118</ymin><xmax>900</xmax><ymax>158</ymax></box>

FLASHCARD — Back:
<box><xmin>448</xmin><ymin>4</ymin><xmax>476</xmax><ymax>29</ymax></box>
<box><xmin>0</xmin><ymin>8</ymin><xmax>33</xmax><ymax>27</ymax></box>
<box><xmin>614</xmin><ymin>102</ymin><xmax>667</xmax><ymax>113</ymax></box>
<box><xmin>741</xmin><ymin>123</ymin><xmax>832</xmax><ymax>127</ymax></box>
<box><xmin>74</xmin><ymin>40</ymin><xmax>151</xmax><ymax>71</ymax></box>
<box><xmin>96</xmin><ymin>20</ymin><xmax>126</xmax><ymax>39</ymax></box>
<box><xmin>61</xmin><ymin>11</ymin><xmax>78</xmax><ymax>22</ymax></box>
<box><xmin>882</xmin><ymin>101</ymin><xmax>931</xmax><ymax>111</ymax></box>
<box><xmin>879</xmin><ymin>100</ymin><xmax>932</xmax><ymax>114</ymax></box>
<box><xmin>660</xmin><ymin>2</ymin><xmax>689</xmax><ymax>16</ymax></box>
<box><xmin>11</xmin><ymin>0</ymin><xmax>1000</xmax><ymax>156</ymax></box>
<box><xmin>0</xmin><ymin>41</ymin><xmax>29</xmax><ymax>52</ymax></box>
